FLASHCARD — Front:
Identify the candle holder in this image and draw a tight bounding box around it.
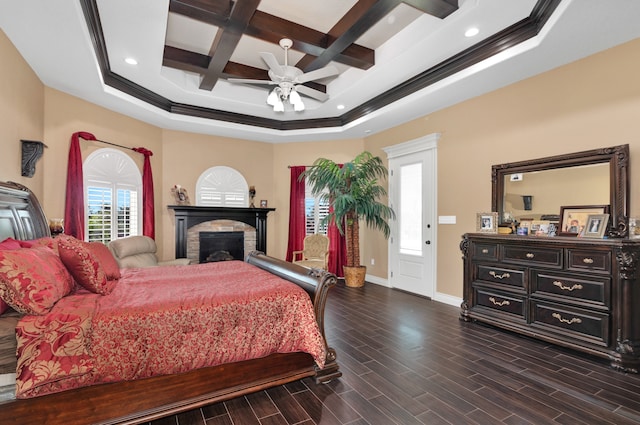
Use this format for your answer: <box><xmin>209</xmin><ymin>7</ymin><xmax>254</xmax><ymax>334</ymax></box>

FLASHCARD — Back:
<box><xmin>249</xmin><ymin>186</ymin><xmax>256</xmax><ymax>208</ymax></box>
<box><xmin>49</xmin><ymin>218</ymin><xmax>64</xmax><ymax>236</ymax></box>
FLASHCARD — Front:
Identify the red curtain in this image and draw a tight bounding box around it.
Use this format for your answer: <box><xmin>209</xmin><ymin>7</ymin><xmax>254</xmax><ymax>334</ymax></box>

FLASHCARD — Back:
<box><xmin>64</xmin><ymin>131</ymin><xmax>96</xmax><ymax>239</ymax></box>
<box><xmin>327</xmin><ymin>215</ymin><xmax>347</xmax><ymax>277</ymax></box>
<box><xmin>133</xmin><ymin>147</ymin><xmax>155</xmax><ymax>239</ymax></box>
<box><xmin>286</xmin><ymin>166</ymin><xmax>306</xmax><ymax>262</ymax></box>
<box><xmin>327</xmin><ymin>165</ymin><xmax>347</xmax><ymax>277</ymax></box>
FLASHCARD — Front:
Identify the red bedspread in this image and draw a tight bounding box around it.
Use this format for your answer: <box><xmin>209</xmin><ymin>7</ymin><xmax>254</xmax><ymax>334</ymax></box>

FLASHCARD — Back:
<box><xmin>14</xmin><ymin>261</ymin><xmax>326</xmax><ymax>398</ymax></box>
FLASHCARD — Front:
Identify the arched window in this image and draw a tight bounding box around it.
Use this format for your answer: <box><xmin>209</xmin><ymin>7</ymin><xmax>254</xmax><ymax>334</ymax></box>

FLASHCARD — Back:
<box><xmin>83</xmin><ymin>148</ymin><xmax>142</xmax><ymax>242</ymax></box>
<box><xmin>195</xmin><ymin>166</ymin><xmax>249</xmax><ymax>207</ymax></box>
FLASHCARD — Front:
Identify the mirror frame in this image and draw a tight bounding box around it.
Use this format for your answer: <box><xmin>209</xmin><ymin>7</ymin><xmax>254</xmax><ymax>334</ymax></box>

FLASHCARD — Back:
<box><xmin>492</xmin><ymin>144</ymin><xmax>629</xmax><ymax>238</ymax></box>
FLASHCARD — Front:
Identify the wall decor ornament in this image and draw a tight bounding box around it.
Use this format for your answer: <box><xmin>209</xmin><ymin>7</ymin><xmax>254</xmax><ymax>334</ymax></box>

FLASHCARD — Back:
<box><xmin>21</xmin><ymin>140</ymin><xmax>47</xmax><ymax>177</ymax></box>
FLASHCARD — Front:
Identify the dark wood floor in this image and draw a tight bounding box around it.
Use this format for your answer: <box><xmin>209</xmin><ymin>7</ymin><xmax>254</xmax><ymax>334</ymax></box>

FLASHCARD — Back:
<box><xmin>150</xmin><ymin>281</ymin><xmax>640</xmax><ymax>425</ymax></box>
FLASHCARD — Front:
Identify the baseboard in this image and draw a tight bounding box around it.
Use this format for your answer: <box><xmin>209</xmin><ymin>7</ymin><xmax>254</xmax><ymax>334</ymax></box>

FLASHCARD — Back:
<box><xmin>365</xmin><ymin>275</ymin><xmax>462</xmax><ymax>309</ymax></box>
<box><xmin>433</xmin><ymin>292</ymin><xmax>462</xmax><ymax>308</ymax></box>
<box><xmin>365</xmin><ymin>274</ymin><xmax>390</xmax><ymax>287</ymax></box>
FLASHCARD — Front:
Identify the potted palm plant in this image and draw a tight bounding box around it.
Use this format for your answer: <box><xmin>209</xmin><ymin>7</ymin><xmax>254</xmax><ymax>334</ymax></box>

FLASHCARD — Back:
<box><xmin>303</xmin><ymin>151</ymin><xmax>395</xmax><ymax>287</ymax></box>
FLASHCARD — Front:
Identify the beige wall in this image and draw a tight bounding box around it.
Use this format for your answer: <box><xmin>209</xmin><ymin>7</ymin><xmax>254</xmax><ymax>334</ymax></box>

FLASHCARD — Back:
<box><xmin>2</xmin><ymin>27</ymin><xmax>640</xmax><ymax>300</ymax></box>
<box><xmin>271</xmin><ymin>140</ymin><xmax>364</xmax><ymax>258</ymax></box>
<box><xmin>365</xmin><ymin>37</ymin><xmax>640</xmax><ymax>298</ymax></box>
<box><xmin>0</xmin><ymin>30</ymin><xmax>45</xmax><ymax>199</ymax></box>
<box><xmin>160</xmin><ymin>130</ymin><xmax>275</xmax><ymax>259</ymax></box>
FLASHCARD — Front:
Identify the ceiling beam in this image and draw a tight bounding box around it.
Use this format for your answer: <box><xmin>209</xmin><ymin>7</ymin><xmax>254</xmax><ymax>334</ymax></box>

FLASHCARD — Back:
<box><xmin>199</xmin><ymin>0</ymin><xmax>261</xmax><ymax>90</ymax></box>
<box><xmin>302</xmin><ymin>0</ymin><xmax>458</xmax><ymax>72</ymax></box>
<box><xmin>167</xmin><ymin>0</ymin><xmax>376</xmax><ymax>72</ymax></box>
<box><xmin>402</xmin><ymin>0</ymin><xmax>458</xmax><ymax>17</ymax></box>
<box><xmin>163</xmin><ymin>45</ymin><xmax>328</xmax><ymax>93</ymax></box>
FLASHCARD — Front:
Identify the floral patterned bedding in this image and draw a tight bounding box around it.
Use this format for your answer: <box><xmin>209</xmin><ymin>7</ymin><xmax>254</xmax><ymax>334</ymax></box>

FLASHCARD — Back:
<box><xmin>14</xmin><ymin>261</ymin><xmax>326</xmax><ymax>398</ymax></box>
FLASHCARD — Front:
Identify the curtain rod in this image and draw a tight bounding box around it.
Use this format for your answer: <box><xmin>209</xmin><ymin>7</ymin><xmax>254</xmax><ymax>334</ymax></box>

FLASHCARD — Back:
<box><xmin>95</xmin><ymin>138</ymin><xmax>135</xmax><ymax>151</ymax></box>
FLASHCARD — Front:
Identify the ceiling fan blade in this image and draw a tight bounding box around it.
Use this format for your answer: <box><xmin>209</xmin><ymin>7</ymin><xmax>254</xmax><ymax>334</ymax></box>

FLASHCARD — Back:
<box><xmin>295</xmin><ymin>85</ymin><xmax>329</xmax><ymax>102</ymax></box>
<box><xmin>260</xmin><ymin>52</ymin><xmax>285</xmax><ymax>77</ymax></box>
<box><xmin>226</xmin><ymin>78</ymin><xmax>277</xmax><ymax>86</ymax></box>
<box><xmin>296</xmin><ymin>65</ymin><xmax>339</xmax><ymax>84</ymax></box>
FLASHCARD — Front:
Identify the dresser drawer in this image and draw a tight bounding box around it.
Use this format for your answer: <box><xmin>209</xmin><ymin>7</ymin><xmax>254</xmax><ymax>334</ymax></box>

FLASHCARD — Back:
<box><xmin>503</xmin><ymin>245</ymin><xmax>562</xmax><ymax>268</ymax></box>
<box><xmin>531</xmin><ymin>270</ymin><xmax>610</xmax><ymax>309</ymax></box>
<box><xmin>475</xmin><ymin>288</ymin><xmax>526</xmax><ymax>319</ymax></box>
<box><xmin>567</xmin><ymin>249</ymin><xmax>611</xmax><ymax>274</ymax></box>
<box><xmin>530</xmin><ymin>300</ymin><xmax>610</xmax><ymax>346</ymax></box>
<box><xmin>476</xmin><ymin>264</ymin><xmax>525</xmax><ymax>289</ymax></box>
<box><xmin>472</xmin><ymin>243</ymin><xmax>498</xmax><ymax>261</ymax></box>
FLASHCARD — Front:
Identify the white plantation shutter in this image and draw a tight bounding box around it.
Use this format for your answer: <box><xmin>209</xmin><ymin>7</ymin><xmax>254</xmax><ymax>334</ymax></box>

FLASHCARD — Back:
<box><xmin>305</xmin><ymin>183</ymin><xmax>329</xmax><ymax>235</ymax></box>
<box><xmin>84</xmin><ymin>148</ymin><xmax>142</xmax><ymax>243</ymax></box>
<box><xmin>196</xmin><ymin>166</ymin><xmax>249</xmax><ymax>207</ymax></box>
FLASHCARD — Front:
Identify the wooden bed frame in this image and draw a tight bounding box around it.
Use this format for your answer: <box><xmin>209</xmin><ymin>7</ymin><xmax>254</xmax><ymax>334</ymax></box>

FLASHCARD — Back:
<box><xmin>0</xmin><ymin>181</ymin><xmax>341</xmax><ymax>425</ymax></box>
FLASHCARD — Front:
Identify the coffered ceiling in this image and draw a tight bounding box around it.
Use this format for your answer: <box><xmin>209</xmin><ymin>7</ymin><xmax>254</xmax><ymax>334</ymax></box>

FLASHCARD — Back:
<box><xmin>1</xmin><ymin>0</ymin><xmax>640</xmax><ymax>142</ymax></box>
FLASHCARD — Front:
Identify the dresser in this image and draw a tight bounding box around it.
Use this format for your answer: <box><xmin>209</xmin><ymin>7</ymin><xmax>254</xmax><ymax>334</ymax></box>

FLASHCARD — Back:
<box><xmin>460</xmin><ymin>233</ymin><xmax>640</xmax><ymax>373</ymax></box>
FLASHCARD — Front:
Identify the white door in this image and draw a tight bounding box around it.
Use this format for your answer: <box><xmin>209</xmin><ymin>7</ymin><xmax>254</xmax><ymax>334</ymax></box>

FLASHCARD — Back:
<box><xmin>384</xmin><ymin>134</ymin><xmax>438</xmax><ymax>298</ymax></box>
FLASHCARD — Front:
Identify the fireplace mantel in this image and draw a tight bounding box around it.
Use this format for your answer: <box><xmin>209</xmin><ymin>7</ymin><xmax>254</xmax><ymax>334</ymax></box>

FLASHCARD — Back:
<box><xmin>168</xmin><ymin>205</ymin><xmax>275</xmax><ymax>258</ymax></box>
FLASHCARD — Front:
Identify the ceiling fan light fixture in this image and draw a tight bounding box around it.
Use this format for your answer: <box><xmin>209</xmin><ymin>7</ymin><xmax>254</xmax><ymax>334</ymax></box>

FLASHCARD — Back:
<box><xmin>273</xmin><ymin>98</ymin><xmax>285</xmax><ymax>112</ymax></box>
<box><xmin>289</xmin><ymin>89</ymin><xmax>304</xmax><ymax>111</ymax></box>
<box><xmin>266</xmin><ymin>89</ymin><xmax>279</xmax><ymax>106</ymax></box>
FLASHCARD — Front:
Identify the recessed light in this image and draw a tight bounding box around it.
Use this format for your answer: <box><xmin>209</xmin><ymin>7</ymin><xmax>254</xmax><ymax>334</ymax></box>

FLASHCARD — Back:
<box><xmin>124</xmin><ymin>57</ymin><xmax>138</xmax><ymax>65</ymax></box>
<box><xmin>337</xmin><ymin>104</ymin><xmax>345</xmax><ymax>110</ymax></box>
<box><xmin>465</xmin><ymin>27</ymin><xmax>479</xmax><ymax>38</ymax></box>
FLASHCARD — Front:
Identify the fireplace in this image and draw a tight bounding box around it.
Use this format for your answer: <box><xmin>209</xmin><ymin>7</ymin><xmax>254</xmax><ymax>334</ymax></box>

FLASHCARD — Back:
<box><xmin>199</xmin><ymin>231</ymin><xmax>244</xmax><ymax>262</ymax></box>
<box><xmin>169</xmin><ymin>205</ymin><xmax>275</xmax><ymax>259</ymax></box>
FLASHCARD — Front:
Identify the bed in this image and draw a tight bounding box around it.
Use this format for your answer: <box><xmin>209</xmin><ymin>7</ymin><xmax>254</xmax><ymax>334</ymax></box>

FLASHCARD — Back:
<box><xmin>0</xmin><ymin>181</ymin><xmax>341</xmax><ymax>424</ymax></box>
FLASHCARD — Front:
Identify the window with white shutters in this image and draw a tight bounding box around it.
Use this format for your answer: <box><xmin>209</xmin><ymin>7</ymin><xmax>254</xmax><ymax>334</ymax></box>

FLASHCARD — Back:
<box><xmin>84</xmin><ymin>148</ymin><xmax>142</xmax><ymax>243</ymax></box>
<box><xmin>196</xmin><ymin>166</ymin><xmax>249</xmax><ymax>207</ymax></box>
<box><xmin>305</xmin><ymin>184</ymin><xmax>329</xmax><ymax>235</ymax></box>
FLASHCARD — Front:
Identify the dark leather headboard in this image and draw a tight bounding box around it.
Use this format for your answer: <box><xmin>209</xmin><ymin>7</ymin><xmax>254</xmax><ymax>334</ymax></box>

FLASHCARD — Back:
<box><xmin>0</xmin><ymin>181</ymin><xmax>50</xmax><ymax>241</ymax></box>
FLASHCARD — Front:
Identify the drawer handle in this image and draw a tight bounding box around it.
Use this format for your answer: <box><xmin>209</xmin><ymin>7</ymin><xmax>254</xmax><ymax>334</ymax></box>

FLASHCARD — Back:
<box><xmin>489</xmin><ymin>271</ymin><xmax>510</xmax><ymax>280</ymax></box>
<box><xmin>481</xmin><ymin>248</ymin><xmax>489</xmax><ymax>254</ymax></box>
<box><xmin>552</xmin><ymin>312</ymin><xmax>582</xmax><ymax>325</ymax></box>
<box><xmin>553</xmin><ymin>281</ymin><xmax>583</xmax><ymax>292</ymax></box>
<box><xmin>582</xmin><ymin>258</ymin><xmax>594</xmax><ymax>264</ymax></box>
<box><xmin>489</xmin><ymin>297</ymin><xmax>510</xmax><ymax>307</ymax></box>
<box><xmin>526</xmin><ymin>253</ymin><xmax>535</xmax><ymax>258</ymax></box>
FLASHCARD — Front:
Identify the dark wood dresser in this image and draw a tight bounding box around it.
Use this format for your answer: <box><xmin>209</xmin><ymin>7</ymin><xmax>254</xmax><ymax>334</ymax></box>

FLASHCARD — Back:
<box><xmin>460</xmin><ymin>233</ymin><xmax>640</xmax><ymax>373</ymax></box>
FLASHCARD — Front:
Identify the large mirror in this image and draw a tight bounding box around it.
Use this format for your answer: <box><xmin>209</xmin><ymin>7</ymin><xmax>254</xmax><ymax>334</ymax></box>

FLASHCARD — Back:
<box><xmin>492</xmin><ymin>144</ymin><xmax>629</xmax><ymax>238</ymax></box>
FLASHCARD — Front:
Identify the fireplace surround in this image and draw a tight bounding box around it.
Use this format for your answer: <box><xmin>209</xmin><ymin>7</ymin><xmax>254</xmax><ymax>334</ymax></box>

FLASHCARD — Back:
<box><xmin>169</xmin><ymin>205</ymin><xmax>275</xmax><ymax>259</ymax></box>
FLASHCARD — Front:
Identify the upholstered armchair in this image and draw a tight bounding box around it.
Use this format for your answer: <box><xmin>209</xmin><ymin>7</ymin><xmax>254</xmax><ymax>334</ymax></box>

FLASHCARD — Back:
<box><xmin>108</xmin><ymin>236</ymin><xmax>191</xmax><ymax>268</ymax></box>
<box><xmin>292</xmin><ymin>234</ymin><xmax>329</xmax><ymax>270</ymax></box>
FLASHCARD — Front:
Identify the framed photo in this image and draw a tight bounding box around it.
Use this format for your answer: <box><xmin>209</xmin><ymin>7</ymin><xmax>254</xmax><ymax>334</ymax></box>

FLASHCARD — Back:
<box><xmin>582</xmin><ymin>214</ymin><xmax>610</xmax><ymax>238</ymax></box>
<box><xmin>530</xmin><ymin>220</ymin><xmax>551</xmax><ymax>236</ymax></box>
<box><xmin>260</xmin><ymin>199</ymin><xmax>268</xmax><ymax>208</ymax></box>
<box><xmin>559</xmin><ymin>205</ymin><xmax>609</xmax><ymax>236</ymax></box>
<box><xmin>476</xmin><ymin>212</ymin><xmax>498</xmax><ymax>233</ymax></box>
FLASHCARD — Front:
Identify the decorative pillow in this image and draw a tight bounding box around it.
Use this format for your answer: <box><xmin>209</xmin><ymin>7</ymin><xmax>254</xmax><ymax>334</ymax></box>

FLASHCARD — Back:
<box><xmin>0</xmin><ymin>238</ymin><xmax>23</xmax><ymax>250</ymax></box>
<box><xmin>57</xmin><ymin>235</ymin><xmax>117</xmax><ymax>295</ymax></box>
<box><xmin>0</xmin><ymin>239</ymin><xmax>28</xmax><ymax>314</ymax></box>
<box><xmin>0</xmin><ymin>247</ymin><xmax>74</xmax><ymax>315</ymax></box>
<box><xmin>19</xmin><ymin>237</ymin><xmax>58</xmax><ymax>254</ymax></box>
<box><xmin>87</xmin><ymin>242</ymin><xmax>121</xmax><ymax>280</ymax></box>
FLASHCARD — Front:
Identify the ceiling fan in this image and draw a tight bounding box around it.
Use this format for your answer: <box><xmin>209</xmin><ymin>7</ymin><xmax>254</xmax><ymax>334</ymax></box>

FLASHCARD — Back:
<box><xmin>227</xmin><ymin>38</ymin><xmax>339</xmax><ymax>112</ymax></box>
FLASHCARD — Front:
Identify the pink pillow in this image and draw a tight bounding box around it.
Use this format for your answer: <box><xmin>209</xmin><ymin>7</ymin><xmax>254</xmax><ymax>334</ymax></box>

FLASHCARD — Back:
<box><xmin>0</xmin><ymin>239</ymin><xmax>23</xmax><ymax>313</ymax></box>
<box><xmin>0</xmin><ymin>238</ymin><xmax>23</xmax><ymax>250</ymax></box>
<box><xmin>19</xmin><ymin>237</ymin><xmax>58</xmax><ymax>254</ymax></box>
<box><xmin>57</xmin><ymin>235</ymin><xmax>117</xmax><ymax>295</ymax></box>
<box><xmin>87</xmin><ymin>242</ymin><xmax>121</xmax><ymax>281</ymax></box>
<box><xmin>0</xmin><ymin>247</ymin><xmax>74</xmax><ymax>315</ymax></box>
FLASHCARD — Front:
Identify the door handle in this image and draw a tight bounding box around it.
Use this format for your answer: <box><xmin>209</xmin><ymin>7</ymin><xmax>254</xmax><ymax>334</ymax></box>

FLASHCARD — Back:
<box><xmin>425</xmin><ymin>240</ymin><xmax>431</xmax><ymax>245</ymax></box>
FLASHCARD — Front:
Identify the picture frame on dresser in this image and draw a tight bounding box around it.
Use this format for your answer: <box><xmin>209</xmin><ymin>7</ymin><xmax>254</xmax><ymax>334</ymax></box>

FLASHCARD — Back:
<box><xmin>558</xmin><ymin>205</ymin><xmax>609</xmax><ymax>236</ymax></box>
<box><xmin>582</xmin><ymin>213</ymin><xmax>609</xmax><ymax>238</ymax></box>
<box><xmin>476</xmin><ymin>212</ymin><xmax>498</xmax><ymax>233</ymax></box>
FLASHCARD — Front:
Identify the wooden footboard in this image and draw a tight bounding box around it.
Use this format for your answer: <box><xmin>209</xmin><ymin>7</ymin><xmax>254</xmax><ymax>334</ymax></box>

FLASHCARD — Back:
<box><xmin>246</xmin><ymin>251</ymin><xmax>342</xmax><ymax>383</ymax></box>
